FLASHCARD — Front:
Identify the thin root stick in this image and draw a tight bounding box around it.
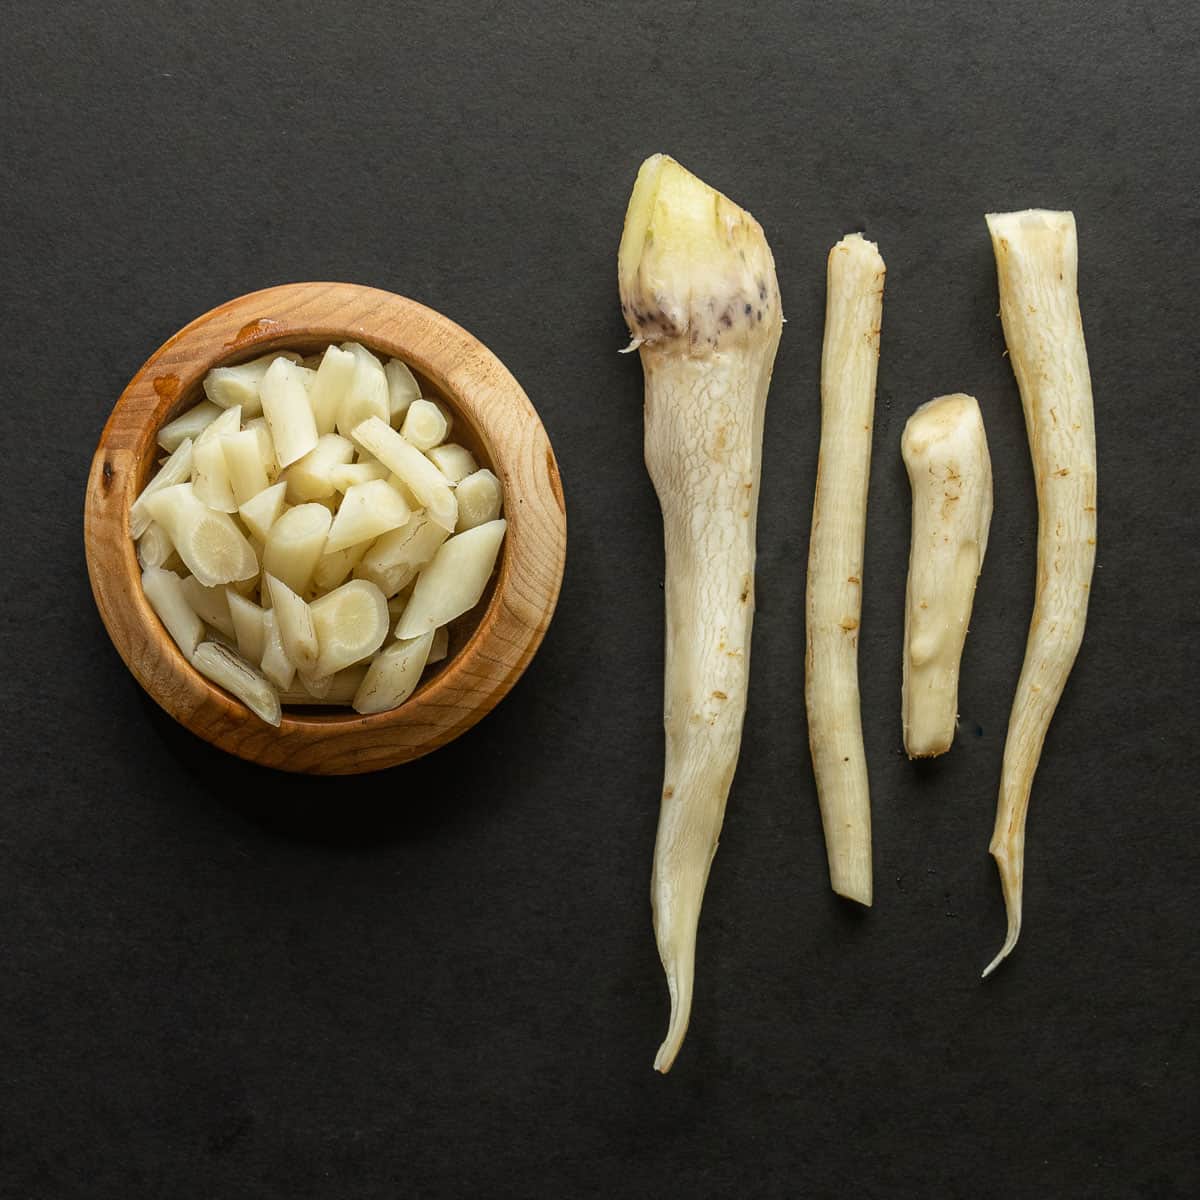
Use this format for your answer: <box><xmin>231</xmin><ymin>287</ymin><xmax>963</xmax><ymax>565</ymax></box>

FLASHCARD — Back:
<box><xmin>805</xmin><ymin>233</ymin><xmax>885</xmax><ymax>905</ymax></box>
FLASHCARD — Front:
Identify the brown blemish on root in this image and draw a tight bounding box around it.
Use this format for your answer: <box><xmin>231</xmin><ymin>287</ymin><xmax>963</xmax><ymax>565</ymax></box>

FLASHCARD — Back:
<box><xmin>840</xmin><ymin>617</ymin><xmax>859</xmax><ymax>632</ymax></box>
<box><xmin>711</xmin><ymin>690</ymin><xmax>727</xmax><ymax>701</ymax></box>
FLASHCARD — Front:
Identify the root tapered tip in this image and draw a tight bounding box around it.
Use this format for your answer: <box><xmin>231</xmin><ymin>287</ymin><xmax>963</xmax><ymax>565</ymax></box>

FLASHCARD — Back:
<box><xmin>982</xmin><ymin>841</ymin><xmax>1023</xmax><ymax>978</ymax></box>
<box><xmin>652</xmin><ymin>961</ymin><xmax>693</xmax><ymax>1074</ymax></box>
<box><xmin>981</xmin><ymin>923</ymin><xmax>1020</xmax><ymax>978</ymax></box>
<box><xmin>653</xmin><ymin>1029</ymin><xmax>682</xmax><ymax>1075</ymax></box>
<box><xmin>652</xmin><ymin>1001</ymin><xmax>689</xmax><ymax>1075</ymax></box>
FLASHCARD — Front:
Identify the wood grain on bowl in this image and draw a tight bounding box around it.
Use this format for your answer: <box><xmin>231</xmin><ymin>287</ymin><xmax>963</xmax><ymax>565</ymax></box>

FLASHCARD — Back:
<box><xmin>85</xmin><ymin>283</ymin><xmax>566</xmax><ymax>774</ymax></box>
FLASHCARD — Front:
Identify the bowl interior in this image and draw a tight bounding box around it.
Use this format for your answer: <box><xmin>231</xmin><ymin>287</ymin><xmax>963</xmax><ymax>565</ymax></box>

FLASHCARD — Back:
<box><xmin>138</xmin><ymin>334</ymin><xmax>506</xmax><ymax>720</ymax></box>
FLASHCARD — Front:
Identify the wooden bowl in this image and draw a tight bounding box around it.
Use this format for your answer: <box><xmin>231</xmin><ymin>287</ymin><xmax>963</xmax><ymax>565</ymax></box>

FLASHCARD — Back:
<box><xmin>85</xmin><ymin>282</ymin><xmax>566</xmax><ymax>774</ymax></box>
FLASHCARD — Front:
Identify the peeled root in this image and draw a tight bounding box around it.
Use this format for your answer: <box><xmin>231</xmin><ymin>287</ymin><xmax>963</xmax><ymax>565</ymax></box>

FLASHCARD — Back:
<box><xmin>454</xmin><ymin>469</ymin><xmax>503</xmax><ymax>531</ymax></box>
<box><xmin>192</xmin><ymin>641</ymin><xmax>281</xmax><ymax>726</ymax></box>
<box><xmin>352</xmin><ymin>416</ymin><xmax>458</xmax><ymax>532</ymax></box>
<box><xmin>310</xmin><ymin>579</ymin><xmax>389</xmax><ymax>676</ymax></box>
<box><xmin>142</xmin><ymin>482</ymin><xmax>258</xmax><ymax>587</ymax></box>
<box><xmin>901</xmin><ymin>393</ymin><xmax>992</xmax><ymax>759</ymax></box>
<box><xmin>384</xmin><ymin>358</ymin><xmax>420</xmax><ymax>425</ymax></box>
<box><xmin>393</xmin><ymin>520</ymin><xmax>506</xmax><ymax>639</ymax></box>
<box><xmin>805</xmin><ymin>233</ymin><xmax>886</xmax><ymax>905</ymax></box>
<box><xmin>620</xmin><ymin>153</ymin><xmax>782</xmax><ymax>1071</ymax></box>
<box><xmin>260</xmin><ymin>357</ymin><xmax>318</xmax><ymax>467</ymax></box>
<box><xmin>982</xmin><ymin>209</ymin><xmax>1097</xmax><ymax>975</ymax></box>
<box><xmin>400</xmin><ymin>399</ymin><xmax>449</xmax><ymax>450</ymax></box>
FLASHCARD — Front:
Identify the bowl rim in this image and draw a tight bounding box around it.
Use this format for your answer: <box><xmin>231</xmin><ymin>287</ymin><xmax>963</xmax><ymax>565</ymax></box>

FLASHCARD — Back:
<box><xmin>84</xmin><ymin>282</ymin><xmax>567</xmax><ymax>774</ymax></box>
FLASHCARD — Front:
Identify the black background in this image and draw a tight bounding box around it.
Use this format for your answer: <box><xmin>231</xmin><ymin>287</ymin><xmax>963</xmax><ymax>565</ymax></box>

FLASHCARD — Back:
<box><xmin>2</xmin><ymin>2</ymin><xmax>1197</xmax><ymax>1196</ymax></box>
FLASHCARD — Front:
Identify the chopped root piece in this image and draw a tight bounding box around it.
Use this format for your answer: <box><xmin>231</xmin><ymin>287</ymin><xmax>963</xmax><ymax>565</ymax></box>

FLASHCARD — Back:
<box><xmin>261</xmin><ymin>502</ymin><xmax>331</xmax><ymax>595</ymax></box>
<box><xmin>265</xmin><ymin>573</ymin><xmax>319</xmax><ymax>672</ymax></box>
<box><xmin>260</xmin><ymin>357</ymin><xmax>319</xmax><ymax>468</ymax></box>
<box><xmin>336</xmin><ymin>343</ymin><xmax>391</xmax><ymax>438</ymax></box>
<box><xmin>227</xmin><ymin>588</ymin><xmax>267</xmax><ymax>663</ymax></box>
<box><xmin>352</xmin><ymin>632</ymin><xmax>435</xmax><ymax>714</ymax></box>
<box><xmin>238</xmin><ymin>480</ymin><xmax>288</xmax><ymax>543</ymax></box>
<box><xmin>243</xmin><ymin>417</ymin><xmax>279</xmax><ymax>480</ymax></box>
<box><xmin>309</xmin><ymin>344</ymin><xmax>357</xmax><ymax>437</ymax></box>
<box><xmin>179</xmin><ymin>575</ymin><xmax>236</xmax><ymax>639</ymax></box>
<box><xmin>454</xmin><ymin>469</ymin><xmax>503</xmax><ymax>530</ymax></box>
<box><xmin>192</xmin><ymin>434</ymin><xmax>238</xmax><ymax>513</ymax></box>
<box><xmin>142</xmin><ymin>483</ymin><xmax>259</xmax><ymax>588</ymax></box>
<box><xmin>296</xmin><ymin>670</ymin><xmax>334</xmax><ymax>699</ymax></box>
<box><xmin>135</xmin><ymin>522</ymin><xmax>174</xmax><ymax>570</ymax></box>
<box><xmin>260</xmin><ymin>609</ymin><xmax>297</xmax><ymax>691</ymax></box>
<box><xmin>141</xmin><ymin>566</ymin><xmax>204</xmax><ymax>659</ymax></box>
<box><xmin>384</xmin><ymin>358</ymin><xmax>421</xmax><ymax>425</ymax></box>
<box><xmin>393</xmin><ymin>519</ymin><xmax>506</xmax><ymax>639</ymax></box>
<box><xmin>194</xmin><ymin>404</ymin><xmax>242</xmax><ymax>450</ymax></box>
<box><xmin>324</xmin><ymin>479</ymin><xmax>410</xmax><ymax>553</ymax></box>
<box><xmin>329</xmin><ymin>461</ymin><xmax>390</xmax><ymax>492</ymax></box>
<box><xmin>192</xmin><ymin>641</ymin><xmax>281</xmax><ymax>726</ymax></box>
<box><xmin>310</xmin><ymin>579</ymin><xmax>390</xmax><ymax>677</ymax></box>
<box><xmin>351</xmin><ymin>416</ymin><xmax>458</xmax><ymax>532</ymax></box>
<box><xmin>426</xmin><ymin>443</ymin><xmax>478</xmax><ymax>484</ymax></box>
<box><xmin>131</xmin><ymin>437</ymin><xmax>194</xmax><ymax>538</ymax></box>
<box><xmin>157</xmin><ymin>401</ymin><xmax>222</xmax><ymax>453</ymax></box>
<box><xmin>312</xmin><ymin>539</ymin><xmax>373</xmax><ymax>592</ymax></box>
<box><xmin>428</xmin><ymin>625</ymin><xmax>450</xmax><ymax>665</ymax></box>
<box><xmin>400</xmin><ymin>399</ymin><xmax>449</xmax><ymax>450</ymax></box>
<box><xmin>281</xmin><ymin>434</ymin><xmax>356</xmax><ymax>503</ymax></box>
<box><xmin>279</xmin><ymin>665</ymin><xmax>368</xmax><ymax>706</ymax></box>
<box><xmin>202</xmin><ymin>352</ymin><xmax>297</xmax><ymax>418</ymax></box>
<box><xmin>220</xmin><ymin>429</ymin><xmax>271</xmax><ymax>507</ymax></box>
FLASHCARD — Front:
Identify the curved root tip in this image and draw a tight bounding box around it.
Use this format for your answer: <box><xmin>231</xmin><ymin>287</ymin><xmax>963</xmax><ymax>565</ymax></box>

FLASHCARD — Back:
<box><xmin>653</xmin><ymin>1019</ymin><xmax>684</xmax><ymax>1074</ymax></box>
<box><xmin>981</xmin><ymin>926</ymin><xmax>1020</xmax><ymax>979</ymax></box>
<box><xmin>652</xmin><ymin>970</ymin><xmax>692</xmax><ymax>1074</ymax></box>
<box><xmin>982</xmin><ymin>842</ymin><xmax>1023</xmax><ymax>979</ymax></box>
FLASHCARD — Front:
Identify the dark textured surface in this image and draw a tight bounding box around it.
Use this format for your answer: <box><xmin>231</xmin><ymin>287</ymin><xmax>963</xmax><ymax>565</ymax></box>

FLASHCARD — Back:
<box><xmin>2</xmin><ymin>1</ymin><xmax>1197</xmax><ymax>1196</ymax></box>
